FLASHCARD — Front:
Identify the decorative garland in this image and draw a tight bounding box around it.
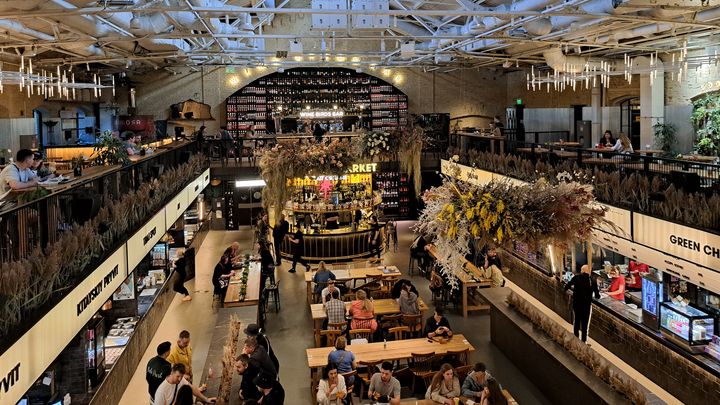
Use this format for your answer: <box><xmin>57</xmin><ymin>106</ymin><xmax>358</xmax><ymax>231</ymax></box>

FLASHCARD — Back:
<box><xmin>417</xmin><ymin>160</ymin><xmax>607</xmax><ymax>288</ymax></box>
<box><xmin>235</xmin><ymin>263</ymin><xmax>250</xmax><ymax>302</ymax></box>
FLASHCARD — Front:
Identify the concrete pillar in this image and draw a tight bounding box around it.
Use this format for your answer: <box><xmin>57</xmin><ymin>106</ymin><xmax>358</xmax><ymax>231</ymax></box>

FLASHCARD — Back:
<box><xmin>635</xmin><ymin>57</ymin><xmax>665</xmax><ymax>147</ymax></box>
<box><xmin>591</xmin><ymin>84</ymin><xmax>603</xmax><ymax>146</ymax></box>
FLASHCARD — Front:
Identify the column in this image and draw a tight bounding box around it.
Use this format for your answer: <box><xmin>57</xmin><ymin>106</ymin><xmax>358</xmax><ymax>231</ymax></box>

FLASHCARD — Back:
<box><xmin>636</xmin><ymin>57</ymin><xmax>665</xmax><ymax>148</ymax></box>
<box><xmin>591</xmin><ymin>84</ymin><xmax>603</xmax><ymax>146</ymax></box>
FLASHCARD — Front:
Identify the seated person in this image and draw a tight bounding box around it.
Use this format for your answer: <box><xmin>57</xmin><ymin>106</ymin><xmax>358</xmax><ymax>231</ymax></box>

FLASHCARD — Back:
<box><xmin>368</xmin><ymin>361</ymin><xmax>401</xmax><ymax>405</ymax></box>
<box><xmin>398</xmin><ymin>283</ymin><xmax>420</xmax><ymax>315</ymax></box>
<box><xmin>123</xmin><ymin>132</ymin><xmax>142</xmax><ymax>155</ymax></box>
<box><xmin>391</xmin><ymin>279</ymin><xmax>419</xmax><ymax>300</ymax></box>
<box><xmin>316</xmin><ymin>363</ymin><xmax>347</xmax><ymax>405</ymax></box>
<box><xmin>461</xmin><ymin>362</ymin><xmax>493</xmax><ymax>400</ymax></box>
<box><xmin>410</xmin><ymin>234</ymin><xmax>432</xmax><ymax>271</ymax></box>
<box><xmin>31</xmin><ymin>152</ymin><xmax>55</xmax><ymax>180</ymax></box>
<box><xmin>482</xmin><ymin>264</ymin><xmax>505</xmax><ymax>287</ymax></box>
<box><xmin>313</xmin><ymin>261</ymin><xmax>337</xmax><ymax>296</ymax></box>
<box><xmin>483</xmin><ymin>246</ymin><xmax>502</xmax><ymax>270</ymax></box>
<box><xmin>481</xmin><ymin>378</ymin><xmax>508</xmax><ymax>405</ymax></box>
<box><xmin>320</xmin><ymin>280</ymin><xmax>340</xmax><ymax>305</ymax></box>
<box><xmin>424</xmin><ymin>309</ymin><xmax>453</xmax><ymax>339</ymax></box>
<box><xmin>348</xmin><ymin>289</ymin><xmax>377</xmax><ymax>331</ymax></box>
<box><xmin>324</xmin><ymin>290</ymin><xmax>347</xmax><ymax>327</ymax></box>
<box><xmin>425</xmin><ymin>363</ymin><xmax>461</xmax><ymax>405</ymax></box>
<box><xmin>0</xmin><ymin>149</ymin><xmax>38</xmax><ymax>194</ymax></box>
<box><xmin>327</xmin><ymin>337</ymin><xmax>356</xmax><ymax>386</ymax></box>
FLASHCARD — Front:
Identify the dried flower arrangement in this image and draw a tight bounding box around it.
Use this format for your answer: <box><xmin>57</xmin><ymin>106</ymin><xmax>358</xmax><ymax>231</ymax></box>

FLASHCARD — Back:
<box><xmin>0</xmin><ymin>154</ymin><xmax>204</xmax><ymax>337</ymax></box>
<box><xmin>358</xmin><ymin>131</ymin><xmax>396</xmax><ymax>159</ymax></box>
<box><xmin>217</xmin><ymin>315</ymin><xmax>243</xmax><ymax>405</ymax></box>
<box><xmin>506</xmin><ymin>292</ymin><xmax>648</xmax><ymax>405</ymax></box>
<box><xmin>417</xmin><ymin>161</ymin><xmax>607</xmax><ymax>288</ymax></box>
<box><xmin>396</xmin><ymin>124</ymin><xmax>429</xmax><ymax>198</ymax></box>
<box><xmin>452</xmin><ymin>149</ymin><xmax>720</xmax><ymax>230</ymax></box>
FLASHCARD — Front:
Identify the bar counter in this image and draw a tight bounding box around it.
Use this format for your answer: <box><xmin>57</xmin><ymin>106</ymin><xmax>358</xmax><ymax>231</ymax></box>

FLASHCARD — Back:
<box><xmin>279</xmin><ymin>226</ymin><xmax>380</xmax><ymax>262</ymax></box>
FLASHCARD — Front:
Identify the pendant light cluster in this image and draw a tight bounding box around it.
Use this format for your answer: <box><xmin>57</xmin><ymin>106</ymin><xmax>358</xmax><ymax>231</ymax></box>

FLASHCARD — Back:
<box><xmin>525</xmin><ymin>40</ymin><xmax>703</xmax><ymax>92</ymax></box>
<box><xmin>0</xmin><ymin>56</ymin><xmax>114</xmax><ymax>99</ymax></box>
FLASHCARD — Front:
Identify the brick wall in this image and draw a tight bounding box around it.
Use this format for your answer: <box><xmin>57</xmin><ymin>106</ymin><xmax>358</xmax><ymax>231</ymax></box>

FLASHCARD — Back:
<box><xmin>665</xmin><ymin>51</ymin><xmax>720</xmax><ymax>105</ymax></box>
<box><xmin>502</xmin><ymin>249</ymin><xmax>720</xmax><ymax>403</ymax></box>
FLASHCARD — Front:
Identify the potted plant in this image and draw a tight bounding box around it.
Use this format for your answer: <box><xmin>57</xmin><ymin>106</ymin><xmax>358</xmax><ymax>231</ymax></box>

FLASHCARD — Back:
<box><xmin>92</xmin><ymin>130</ymin><xmax>131</xmax><ymax>166</ymax></box>
<box><xmin>695</xmin><ymin>137</ymin><xmax>717</xmax><ymax>156</ymax></box>
<box><xmin>652</xmin><ymin>122</ymin><xmax>677</xmax><ymax>157</ymax></box>
<box><xmin>71</xmin><ymin>156</ymin><xmax>84</xmax><ymax>176</ymax></box>
<box><xmin>0</xmin><ymin>148</ymin><xmax>11</xmax><ymax>165</ymax></box>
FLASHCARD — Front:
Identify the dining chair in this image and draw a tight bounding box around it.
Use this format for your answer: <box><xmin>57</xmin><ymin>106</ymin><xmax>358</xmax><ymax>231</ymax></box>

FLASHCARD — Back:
<box><xmin>401</xmin><ymin>313</ymin><xmax>423</xmax><ymax>338</ymax></box>
<box><xmin>319</xmin><ymin>329</ymin><xmax>343</xmax><ymax>347</ymax></box>
<box><xmin>446</xmin><ymin>348</ymin><xmax>470</xmax><ymax>367</ymax></box>
<box><xmin>357</xmin><ymin>360</ymin><xmax>381</xmax><ymax>400</ymax></box>
<box><xmin>380</xmin><ymin>314</ymin><xmax>402</xmax><ymax>331</ymax></box>
<box><xmin>327</xmin><ymin>321</ymin><xmax>347</xmax><ymax>332</ymax></box>
<box><xmin>409</xmin><ymin>351</ymin><xmax>436</xmax><ymax>394</ymax></box>
<box><xmin>388</xmin><ymin>326</ymin><xmax>410</xmax><ymax>341</ymax></box>
<box><xmin>340</xmin><ymin>370</ymin><xmax>357</xmax><ymax>405</ymax></box>
<box><xmin>349</xmin><ymin>328</ymin><xmax>372</xmax><ymax>343</ymax></box>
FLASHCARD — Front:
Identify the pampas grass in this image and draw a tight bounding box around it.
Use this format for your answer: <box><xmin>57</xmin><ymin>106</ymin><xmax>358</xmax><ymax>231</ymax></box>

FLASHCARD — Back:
<box><xmin>217</xmin><ymin>315</ymin><xmax>243</xmax><ymax>405</ymax></box>
<box><xmin>506</xmin><ymin>292</ymin><xmax>647</xmax><ymax>404</ymax></box>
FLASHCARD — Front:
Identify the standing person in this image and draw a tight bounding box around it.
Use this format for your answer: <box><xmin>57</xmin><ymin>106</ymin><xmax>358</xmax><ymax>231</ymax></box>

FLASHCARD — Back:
<box><xmin>173</xmin><ymin>385</ymin><xmax>195</xmax><ymax>405</ymax></box>
<box><xmin>153</xmin><ymin>364</ymin><xmax>215</xmax><ymax>405</ymax></box>
<box><xmin>313</xmin><ymin>123</ymin><xmax>326</xmax><ymax>142</ymax></box>
<box><xmin>146</xmin><ymin>341</ymin><xmax>172</xmax><ymax>402</ymax></box>
<box><xmin>288</xmin><ymin>228</ymin><xmax>309</xmax><ymax>273</ymax></box>
<box><xmin>173</xmin><ymin>251</ymin><xmax>192</xmax><ymax>302</ymax></box>
<box><xmin>256</xmin><ymin>241</ymin><xmax>274</xmax><ymax>290</ymax></box>
<box><xmin>254</xmin><ymin>372</ymin><xmax>285</xmax><ymax>404</ymax></box>
<box><xmin>367</xmin><ymin>362</ymin><xmax>401</xmax><ymax>405</ymax></box>
<box><xmin>425</xmin><ymin>363</ymin><xmax>461</xmax><ymax>404</ymax></box>
<box><xmin>316</xmin><ymin>364</ymin><xmax>347</xmax><ymax>405</ymax></box>
<box><xmin>493</xmin><ymin>116</ymin><xmax>504</xmax><ymax>137</ymax></box>
<box><xmin>603</xmin><ymin>266</ymin><xmax>626</xmax><ymax>302</ymax></box>
<box><xmin>272</xmin><ymin>215</ymin><xmax>290</xmax><ymax>266</ymax></box>
<box><xmin>167</xmin><ymin>330</ymin><xmax>194</xmax><ymax>382</ymax></box>
<box><xmin>564</xmin><ymin>264</ymin><xmax>600</xmax><ymax>342</ymax></box>
<box><xmin>0</xmin><ymin>149</ymin><xmax>38</xmax><ymax>193</ymax></box>
<box><xmin>242</xmin><ymin>336</ymin><xmax>277</xmax><ymax>380</ymax></box>
<box><xmin>256</xmin><ymin>212</ymin><xmax>270</xmax><ymax>244</ymax></box>
<box><xmin>368</xmin><ymin>218</ymin><xmax>382</xmax><ymax>259</ymax></box>
<box><xmin>244</xmin><ymin>324</ymin><xmax>280</xmax><ymax>374</ymax></box>
<box><xmin>385</xmin><ymin>220</ymin><xmax>398</xmax><ymax>252</ymax></box>
<box><xmin>480</xmin><ymin>378</ymin><xmax>507</xmax><ymax>405</ymax></box>
<box><xmin>235</xmin><ymin>354</ymin><xmax>260</xmax><ymax>401</ymax></box>
<box><xmin>212</xmin><ymin>254</ymin><xmax>233</xmax><ymax>305</ymax></box>
<box><xmin>461</xmin><ymin>363</ymin><xmax>493</xmax><ymax>400</ymax></box>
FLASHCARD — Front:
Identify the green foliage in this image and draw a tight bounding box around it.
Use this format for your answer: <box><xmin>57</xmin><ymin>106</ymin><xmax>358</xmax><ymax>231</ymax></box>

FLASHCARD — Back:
<box><xmin>692</xmin><ymin>93</ymin><xmax>720</xmax><ymax>156</ymax></box>
<box><xmin>652</xmin><ymin>123</ymin><xmax>677</xmax><ymax>156</ymax></box>
<box><xmin>93</xmin><ymin>130</ymin><xmax>131</xmax><ymax>166</ymax></box>
<box><xmin>17</xmin><ymin>186</ymin><xmax>50</xmax><ymax>204</ymax></box>
<box><xmin>695</xmin><ymin>137</ymin><xmax>717</xmax><ymax>156</ymax></box>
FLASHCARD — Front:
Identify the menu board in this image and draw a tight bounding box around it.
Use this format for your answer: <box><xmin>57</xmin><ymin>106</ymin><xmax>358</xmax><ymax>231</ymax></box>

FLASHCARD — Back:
<box><xmin>642</xmin><ymin>277</ymin><xmax>658</xmax><ymax>316</ymax></box>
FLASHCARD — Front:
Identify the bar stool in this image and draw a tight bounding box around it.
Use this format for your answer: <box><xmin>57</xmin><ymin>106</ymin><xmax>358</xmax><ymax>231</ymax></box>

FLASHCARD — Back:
<box><xmin>264</xmin><ymin>279</ymin><xmax>281</xmax><ymax>312</ymax></box>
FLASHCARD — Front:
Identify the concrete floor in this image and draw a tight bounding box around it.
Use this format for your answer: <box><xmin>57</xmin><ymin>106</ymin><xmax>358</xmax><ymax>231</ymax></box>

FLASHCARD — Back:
<box><xmin>120</xmin><ymin>223</ymin><xmax>552</xmax><ymax>404</ymax></box>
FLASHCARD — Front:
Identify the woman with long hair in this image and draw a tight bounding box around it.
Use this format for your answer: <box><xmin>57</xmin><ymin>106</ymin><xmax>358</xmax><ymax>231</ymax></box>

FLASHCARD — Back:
<box><xmin>601</xmin><ymin>130</ymin><xmax>615</xmax><ymax>147</ymax></box>
<box><xmin>481</xmin><ymin>378</ymin><xmax>508</xmax><ymax>405</ymax></box>
<box><xmin>348</xmin><ymin>289</ymin><xmax>377</xmax><ymax>331</ymax></box>
<box><xmin>316</xmin><ymin>363</ymin><xmax>347</xmax><ymax>405</ymax></box>
<box><xmin>425</xmin><ymin>363</ymin><xmax>460</xmax><ymax>404</ymax></box>
<box><xmin>610</xmin><ymin>131</ymin><xmax>634</xmax><ymax>154</ymax></box>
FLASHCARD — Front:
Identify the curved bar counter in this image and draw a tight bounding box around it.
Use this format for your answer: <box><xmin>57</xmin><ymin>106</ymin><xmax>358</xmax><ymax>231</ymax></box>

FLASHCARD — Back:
<box><xmin>279</xmin><ymin>226</ymin><xmax>382</xmax><ymax>262</ymax></box>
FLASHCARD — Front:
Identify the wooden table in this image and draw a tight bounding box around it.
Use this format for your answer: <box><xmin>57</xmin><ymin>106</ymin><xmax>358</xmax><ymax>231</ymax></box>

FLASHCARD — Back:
<box><xmin>516</xmin><ymin>147</ymin><xmax>549</xmax><ymax>154</ymax></box>
<box><xmin>586</xmin><ymin>148</ymin><xmax>664</xmax><ymax>157</ymax></box>
<box><xmin>224</xmin><ymin>261</ymin><xmax>263</xmax><ymax>307</ymax></box>
<box><xmin>305</xmin><ymin>266</ymin><xmax>401</xmax><ymax>305</ymax></box>
<box><xmin>551</xmin><ymin>150</ymin><xmax>583</xmax><ymax>159</ymax></box>
<box><xmin>310</xmin><ymin>298</ymin><xmax>429</xmax><ymax>344</ymax></box>
<box><xmin>455</xmin><ymin>132</ymin><xmax>506</xmax><ymax>155</ymax></box>
<box><xmin>680</xmin><ymin>154</ymin><xmax>717</xmax><ymax>163</ymax></box>
<box><xmin>401</xmin><ymin>390</ymin><xmax>517</xmax><ymax>404</ymax></box>
<box><xmin>427</xmin><ymin>246</ymin><xmax>493</xmax><ymax>317</ymax></box>
<box><xmin>546</xmin><ymin>141</ymin><xmax>581</xmax><ymax>147</ymax></box>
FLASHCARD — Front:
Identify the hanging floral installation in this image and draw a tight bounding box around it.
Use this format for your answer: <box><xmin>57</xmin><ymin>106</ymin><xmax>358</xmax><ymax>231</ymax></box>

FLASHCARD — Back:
<box><xmin>397</xmin><ymin>124</ymin><xmax>429</xmax><ymax>198</ymax></box>
<box><xmin>416</xmin><ymin>160</ymin><xmax>608</xmax><ymax>288</ymax></box>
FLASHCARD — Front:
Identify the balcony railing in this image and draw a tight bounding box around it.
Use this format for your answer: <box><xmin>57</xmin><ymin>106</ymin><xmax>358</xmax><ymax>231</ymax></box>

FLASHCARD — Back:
<box><xmin>0</xmin><ymin>140</ymin><xmax>205</xmax><ymax>349</ymax></box>
<box><xmin>448</xmin><ymin>140</ymin><xmax>720</xmax><ymax>233</ymax></box>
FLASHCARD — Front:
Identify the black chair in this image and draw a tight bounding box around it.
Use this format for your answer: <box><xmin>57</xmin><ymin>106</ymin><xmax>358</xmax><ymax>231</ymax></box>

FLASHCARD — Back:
<box><xmin>671</xmin><ymin>170</ymin><xmax>701</xmax><ymax>194</ymax></box>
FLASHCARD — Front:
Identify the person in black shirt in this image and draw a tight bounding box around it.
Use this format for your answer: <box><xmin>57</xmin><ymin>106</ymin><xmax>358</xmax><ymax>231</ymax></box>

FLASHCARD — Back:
<box><xmin>173</xmin><ymin>251</ymin><xmax>192</xmax><ymax>302</ymax></box>
<box><xmin>244</xmin><ymin>324</ymin><xmax>280</xmax><ymax>374</ymax></box>
<box><xmin>255</xmin><ymin>372</ymin><xmax>285</xmax><ymax>405</ymax></box>
<box><xmin>212</xmin><ymin>254</ymin><xmax>233</xmax><ymax>300</ymax></box>
<box><xmin>313</xmin><ymin>123</ymin><xmax>326</xmax><ymax>142</ymax></box>
<box><xmin>565</xmin><ymin>265</ymin><xmax>600</xmax><ymax>342</ymax></box>
<box><xmin>256</xmin><ymin>241</ymin><xmax>274</xmax><ymax>290</ymax></box>
<box><xmin>235</xmin><ymin>354</ymin><xmax>260</xmax><ymax>401</ymax></box>
<box><xmin>272</xmin><ymin>215</ymin><xmax>289</xmax><ymax>266</ymax></box>
<box><xmin>483</xmin><ymin>246</ymin><xmax>502</xmax><ymax>270</ymax></box>
<box><xmin>325</xmin><ymin>211</ymin><xmax>340</xmax><ymax>230</ymax></box>
<box><xmin>288</xmin><ymin>229</ymin><xmax>309</xmax><ymax>273</ymax></box>
<box><xmin>146</xmin><ymin>341</ymin><xmax>172</xmax><ymax>401</ymax></box>
<box><xmin>242</xmin><ymin>336</ymin><xmax>277</xmax><ymax>380</ymax></box>
<box><xmin>368</xmin><ymin>218</ymin><xmax>382</xmax><ymax>259</ymax></box>
<box><xmin>424</xmin><ymin>309</ymin><xmax>453</xmax><ymax>338</ymax></box>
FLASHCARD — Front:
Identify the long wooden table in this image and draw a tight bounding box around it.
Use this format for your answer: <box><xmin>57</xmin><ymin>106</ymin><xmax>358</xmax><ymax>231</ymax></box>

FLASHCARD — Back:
<box><xmin>304</xmin><ymin>265</ymin><xmax>401</xmax><ymax>304</ymax></box>
<box><xmin>224</xmin><ymin>261</ymin><xmax>263</xmax><ymax>307</ymax></box>
<box><xmin>402</xmin><ymin>390</ymin><xmax>517</xmax><ymax>404</ymax></box>
<box><xmin>427</xmin><ymin>246</ymin><xmax>493</xmax><ymax>317</ymax></box>
<box><xmin>455</xmin><ymin>132</ymin><xmax>506</xmax><ymax>155</ymax></box>
<box><xmin>310</xmin><ymin>298</ymin><xmax>429</xmax><ymax>344</ymax></box>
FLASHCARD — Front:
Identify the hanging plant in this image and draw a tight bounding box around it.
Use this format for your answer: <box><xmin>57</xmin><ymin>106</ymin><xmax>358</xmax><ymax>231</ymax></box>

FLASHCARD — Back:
<box><xmin>396</xmin><ymin>124</ymin><xmax>429</xmax><ymax>198</ymax></box>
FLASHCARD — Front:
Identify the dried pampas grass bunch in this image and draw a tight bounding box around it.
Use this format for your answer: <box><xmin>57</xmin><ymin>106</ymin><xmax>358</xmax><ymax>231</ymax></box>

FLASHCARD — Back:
<box><xmin>506</xmin><ymin>292</ymin><xmax>647</xmax><ymax>404</ymax></box>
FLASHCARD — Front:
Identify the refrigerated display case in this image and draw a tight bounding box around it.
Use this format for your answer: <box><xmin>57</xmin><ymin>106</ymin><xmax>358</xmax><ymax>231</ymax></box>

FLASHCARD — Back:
<box><xmin>660</xmin><ymin>302</ymin><xmax>715</xmax><ymax>353</ymax></box>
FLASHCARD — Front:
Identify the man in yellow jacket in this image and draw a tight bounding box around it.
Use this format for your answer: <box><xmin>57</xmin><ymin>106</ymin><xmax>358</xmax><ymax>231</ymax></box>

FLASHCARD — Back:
<box><xmin>167</xmin><ymin>330</ymin><xmax>193</xmax><ymax>382</ymax></box>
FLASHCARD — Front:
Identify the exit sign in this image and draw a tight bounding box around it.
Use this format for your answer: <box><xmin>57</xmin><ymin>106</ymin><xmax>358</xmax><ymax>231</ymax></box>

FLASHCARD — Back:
<box><xmin>225</xmin><ymin>67</ymin><xmax>236</xmax><ymax>74</ymax></box>
<box><xmin>516</xmin><ymin>99</ymin><xmax>523</xmax><ymax>105</ymax></box>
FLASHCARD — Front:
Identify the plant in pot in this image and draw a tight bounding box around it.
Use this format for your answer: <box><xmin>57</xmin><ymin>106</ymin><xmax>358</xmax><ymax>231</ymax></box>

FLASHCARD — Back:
<box><xmin>92</xmin><ymin>130</ymin><xmax>131</xmax><ymax>166</ymax></box>
<box><xmin>0</xmin><ymin>148</ymin><xmax>11</xmax><ymax>165</ymax></box>
<box><xmin>652</xmin><ymin>122</ymin><xmax>677</xmax><ymax>157</ymax></box>
<box><xmin>695</xmin><ymin>136</ymin><xmax>718</xmax><ymax>156</ymax></box>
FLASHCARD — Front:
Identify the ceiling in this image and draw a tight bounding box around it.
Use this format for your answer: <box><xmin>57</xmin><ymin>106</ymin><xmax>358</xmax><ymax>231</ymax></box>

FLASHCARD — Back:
<box><xmin>0</xmin><ymin>0</ymin><xmax>718</xmax><ymax>77</ymax></box>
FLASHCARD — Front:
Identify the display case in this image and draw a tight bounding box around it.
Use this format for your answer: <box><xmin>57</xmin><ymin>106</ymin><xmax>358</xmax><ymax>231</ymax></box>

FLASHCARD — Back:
<box><xmin>660</xmin><ymin>302</ymin><xmax>715</xmax><ymax>352</ymax></box>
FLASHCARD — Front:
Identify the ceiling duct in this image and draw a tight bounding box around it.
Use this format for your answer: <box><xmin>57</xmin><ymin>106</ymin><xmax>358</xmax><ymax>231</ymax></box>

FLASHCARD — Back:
<box><xmin>524</xmin><ymin>18</ymin><xmax>552</xmax><ymax>36</ymax></box>
<box><xmin>543</xmin><ymin>47</ymin><xmax>603</xmax><ymax>73</ymax></box>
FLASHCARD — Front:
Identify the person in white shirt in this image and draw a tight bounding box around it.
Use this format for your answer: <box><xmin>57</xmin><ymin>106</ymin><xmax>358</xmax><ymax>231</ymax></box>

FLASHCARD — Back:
<box><xmin>317</xmin><ymin>363</ymin><xmax>347</xmax><ymax>405</ymax></box>
<box><xmin>0</xmin><ymin>149</ymin><xmax>38</xmax><ymax>194</ymax></box>
<box><xmin>610</xmin><ymin>132</ymin><xmax>634</xmax><ymax>154</ymax></box>
<box><xmin>154</xmin><ymin>364</ymin><xmax>215</xmax><ymax>405</ymax></box>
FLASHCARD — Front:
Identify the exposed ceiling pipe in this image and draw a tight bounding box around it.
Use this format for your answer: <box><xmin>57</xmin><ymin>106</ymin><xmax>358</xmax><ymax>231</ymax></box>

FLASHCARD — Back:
<box><xmin>543</xmin><ymin>47</ymin><xmax>603</xmax><ymax>72</ymax></box>
<box><xmin>0</xmin><ymin>19</ymin><xmax>105</xmax><ymax>57</ymax></box>
<box><xmin>596</xmin><ymin>22</ymin><xmax>673</xmax><ymax>44</ymax></box>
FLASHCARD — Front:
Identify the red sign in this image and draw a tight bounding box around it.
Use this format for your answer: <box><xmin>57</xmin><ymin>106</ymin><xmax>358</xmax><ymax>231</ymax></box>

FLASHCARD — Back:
<box><xmin>119</xmin><ymin>115</ymin><xmax>156</xmax><ymax>137</ymax></box>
